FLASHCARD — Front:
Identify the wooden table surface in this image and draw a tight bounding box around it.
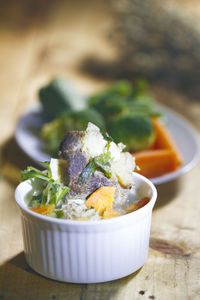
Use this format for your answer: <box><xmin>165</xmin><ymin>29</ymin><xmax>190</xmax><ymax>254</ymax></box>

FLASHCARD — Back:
<box><xmin>0</xmin><ymin>1</ymin><xmax>200</xmax><ymax>299</ymax></box>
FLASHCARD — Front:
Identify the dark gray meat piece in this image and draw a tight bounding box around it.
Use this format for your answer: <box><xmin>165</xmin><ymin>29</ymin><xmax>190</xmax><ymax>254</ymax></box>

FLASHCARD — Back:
<box><xmin>59</xmin><ymin>131</ymin><xmax>84</xmax><ymax>158</ymax></box>
<box><xmin>68</xmin><ymin>171</ymin><xmax>117</xmax><ymax>199</ymax></box>
<box><xmin>59</xmin><ymin>131</ymin><xmax>89</xmax><ymax>185</ymax></box>
<box><xmin>58</xmin><ymin>130</ymin><xmax>118</xmax><ymax>199</ymax></box>
<box><xmin>65</xmin><ymin>151</ymin><xmax>88</xmax><ymax>185</ymax></box>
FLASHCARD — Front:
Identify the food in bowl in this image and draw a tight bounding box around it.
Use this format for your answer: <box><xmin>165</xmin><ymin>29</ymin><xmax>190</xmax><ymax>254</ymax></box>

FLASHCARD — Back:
<box><xmin>21</xmin><ymin>123</ymin><xmax>153</xmax><ymax>220</ymax></box>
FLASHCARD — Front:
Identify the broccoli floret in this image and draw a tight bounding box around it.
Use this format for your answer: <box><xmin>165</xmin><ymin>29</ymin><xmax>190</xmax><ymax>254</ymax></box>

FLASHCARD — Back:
<box><xmin>127</xmin><ymin>98</ymin><xmax>162</xmax><ymax>117</ymax></box>
<box><xmin>88</xmin><ymin>81</ymin><xmax>132</xmax><ymax>119</ymax></box>
<box><xmin>41</xmin><ymin>109</ymin><xmax>105</xmax><ymax>155</ymax></box>
<box><xmin>125</xmin><ymin>80</ymin><xmax>161</xmax><ymax>117</ymax></box>
<box><xmin>88</xmin><ymin>80</ymin><xmax>161</xmax><ymax>120</ymax></box>
<box><xmin>89</xmin><ymin>96</ymin><xmax>127</xmax><ymax>120</ymax></box>
<box><xmin>130</xmin><ymin>79</ymin><xmax>148</xmax><ymax>98</ymax></box>
<box><xmin>89</xmin><ymin>80</ymin><xmax>132</xmax><ymax>106</ymax></box>
<box><xmin>108</xmin><ymin>115</ymin><xmax>155</xmax><ymax>152</ymax></box>
<box><xmin>39</xmin><ymin>78</ymin><xmax>86</xmax><ymax>119</ymax></box>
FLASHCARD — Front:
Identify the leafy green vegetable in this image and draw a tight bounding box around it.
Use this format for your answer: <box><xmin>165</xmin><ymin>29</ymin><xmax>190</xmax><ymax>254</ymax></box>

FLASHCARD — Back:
<box><xmin>102</xmin><ymin>132</ymin><xmax>113</xmax><ymax>143</ymax></box>
<box><xmin>38</xmin><ymin>161</ymin><xmax>52</xmax><ymax>177</ymax></box>
<box><xmin>94</xmin><ymin>152</ymin><xmax>112</xmax><ymax>178</ymax></box>
<box><xmin>30</xmin><ymin>194</ymin><xmax>43</xmax><ymax>207</ymax></box>
<box><xmin>21</xmin><ymin>162</ymin><xmax>69</xmax><ymax>207</ymax></box>
<box><xmin>80</xmin><ymin>160</ymin><xmax>96</xmax><ymax>183</ymax></box>
<box><xmin>21</xmin><ymin>167</ymin><xmax>50</xmax><ymax>182</ymax></box>
<box><xmin>80</xmin><ymin>149</ymin><xmax>112</xmax><ymax>183</ymax></box>
<box><xmin>41</xmin><ymin>180</ymin><xmax>69</xmax><ymax>206</ymax></box>
<box><xmin>55</xmin><ymin>210</ymin><xmax>65</xmax><ymax>218</ymax></box>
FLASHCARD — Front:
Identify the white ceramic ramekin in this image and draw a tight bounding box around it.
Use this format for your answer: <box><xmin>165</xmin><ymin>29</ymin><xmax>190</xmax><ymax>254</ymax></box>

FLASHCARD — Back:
<box><xmin>15</xmin><ymin>173</ymin><xmax>157</xmax><ymax>283</ymax></box>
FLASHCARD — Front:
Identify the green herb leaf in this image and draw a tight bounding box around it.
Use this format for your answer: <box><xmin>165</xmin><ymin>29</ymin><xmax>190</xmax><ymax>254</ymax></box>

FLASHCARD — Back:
<box><xmin>41</xmin><ymin>181</ymin><xmax>69</xmax><ymax>206</ymax></box>
<box><xmin>21</xmin><ymin>167</ymin><xmax>50</xmax><ymax>182</ymax></box>
<box><xmin>80</xmin><ymin>150</ymin><xmax>113</xmax><ymax>183</ymax></box>
<box><xmin>38</xmin><ymin>161</ymin><xmax>52</xmax><ymax>177</ymax></box>
<box><xmin>94</xmin><ymin>150</ymin><xmax>112</xmax><ymax>178</ymax></box>
<box><xmin>55</xmin><ymin>210</ymin><xmax>65</xmax><ymax>218</ymax></box>
<box><xmin>103</xmin><ymin>132</ymin><xmax>113</xmax><ymax>143</ymax></box>
<box><xmin>80</xmin><ymin>160</ymin><xmax>96</xmax><ymax>183</ymax></box>
<box><xmin>56</xmin><ymin>186</ymin><xmax>69</xmax><ymax>204</ymax></box>
<box><xmin>21</xmin><ymin>161</ymin><xmax>70</xmax><ymax>210</ymax></box>
<box><xmin>29</xmin><ymin>194</ymin><xmax>43</xmax><ymax>207</ymax></box>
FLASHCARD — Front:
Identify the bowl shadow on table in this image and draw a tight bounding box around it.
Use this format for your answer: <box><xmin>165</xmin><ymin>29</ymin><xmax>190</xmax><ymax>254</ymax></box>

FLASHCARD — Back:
<box><xmin>0</xmin><ymin>251</ymin><xmax>143</xmax><ymax>300</ymax></box>
<box><xmin>153</xmin><ymin>179</ymin><xmax>182</xmax><ymax>210</ymax></box>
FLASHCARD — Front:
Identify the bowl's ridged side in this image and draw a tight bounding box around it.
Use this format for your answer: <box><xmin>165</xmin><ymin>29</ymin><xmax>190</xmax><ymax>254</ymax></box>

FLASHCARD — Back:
<box><xmin>20</xmin><ymin>211</ymin><xmax>152</xmax><ymax>283</ymax></box>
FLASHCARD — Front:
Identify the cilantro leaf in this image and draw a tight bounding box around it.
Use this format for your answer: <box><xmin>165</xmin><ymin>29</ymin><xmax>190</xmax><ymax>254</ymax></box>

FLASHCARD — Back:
<box><xmin>102</xmin><ymin>132</ymin><xmax>113</xmax><ymax>143</ymax></box>
<box><xmin>21</xmin><ymin>166</ymin><xmax>50</xmax><ymax>182</ymax></box>
<box><xmin>94</xmin><ymin>151</ymin><xmax>112</xmax><ymax>178</ymax></box>
<box><xmin>80</xmin><ymin>150</ymin><xmax>113</xmax><ymax>183</ymax></box>
<box><xmin>41</xmin><ymin>180</ymin><xmax>69</xmax><ymax>206</ymax></box>
<box><xmin>21</xmin><ymin>161</ymin><xmax>70</xmax><ymax>209</ymax></box>
<box><xmin>55</xmin><ymin>210</ymin><xmax>65</xmax><ymax>218</ymax></box>
<box><xmin>79</xmin><ymin>160</ymin><xmax>96</xmax><ymax>183</ymax></box>
<box><xmin>38</xmin><ymin>161</ymin><xmax>52</xmax><ymax>177</ymax></box>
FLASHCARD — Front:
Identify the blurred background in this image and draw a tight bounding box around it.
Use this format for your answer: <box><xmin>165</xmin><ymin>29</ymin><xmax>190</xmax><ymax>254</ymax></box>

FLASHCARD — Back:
<box><xmin>1</xmin><ymin>0</ymin><xmax>200</xmax><ymax>180</ymax></box>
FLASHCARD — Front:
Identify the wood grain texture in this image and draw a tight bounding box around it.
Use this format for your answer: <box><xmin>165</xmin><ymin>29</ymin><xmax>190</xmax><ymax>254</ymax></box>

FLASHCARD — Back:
<box><xmin>0</xmin><ymin>1</ymin><xmax>200</xmax><ymax>299</ymax></box>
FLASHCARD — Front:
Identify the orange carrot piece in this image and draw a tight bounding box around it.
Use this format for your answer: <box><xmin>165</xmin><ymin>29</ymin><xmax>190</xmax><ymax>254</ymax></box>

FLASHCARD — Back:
<box><xmin>134</xmin><ymin>149</ymin><xmax>177</xmax><ymax>178</ymax></box>
<box><xmin>152</xmin><ymin>117</ymin><xmax>182</xmax><ymax>165</ymax></box>
<box><xmin>102</xmin><ymin>207</ymin><xmax>121</xmax><ymax>219</ymax></box>
<box><xmin>74</xmin><ymin>218</ymin><xmax>89</xmax><ymax>221</ymax></box>
<box><xmin>85</xmin><ymin>186</ymin><xmax>116</xmax><ymax>214</ymax></box>
<box><xmin>125</xmin><ymin>197</ymin><xmax>150</xmax><ymax>213</ymax></box>
<box><xmin>30</xmin><ymin>204</ymin><xmax>54</xmax><ymax>216</ymax></box>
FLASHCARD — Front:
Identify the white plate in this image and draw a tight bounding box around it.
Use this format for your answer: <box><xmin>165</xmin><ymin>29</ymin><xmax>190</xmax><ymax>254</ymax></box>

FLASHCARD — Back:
<box><xmin>15</xmin><ymin>103</ymin><xmax>200</xmax><ymax>185</ymax></box>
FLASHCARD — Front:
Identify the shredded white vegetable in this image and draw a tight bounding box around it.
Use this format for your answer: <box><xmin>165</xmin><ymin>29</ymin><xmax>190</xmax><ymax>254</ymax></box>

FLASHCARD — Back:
<box><xmin>62</xmin><ymin>201</ymin><xmax>101</xmax><ymax>220</ymax></box>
